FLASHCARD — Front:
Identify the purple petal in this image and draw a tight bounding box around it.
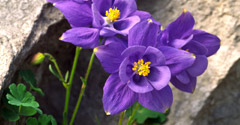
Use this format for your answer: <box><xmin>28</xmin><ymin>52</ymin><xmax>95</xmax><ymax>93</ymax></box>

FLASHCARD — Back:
<box><xmin>166</xmin><ymin>11</ymin><xmax>195</xmax><ymax>41</ymax></box>
<box><xmin>119</xmin><ymin>57</ymin><xmax>135</xmax><ymax>83</ymax></box>
<box><xmin>182</xmin><ymin>40</ymin><xmax>208</xmax><ymax>55</ymax></box>
<box><xmin>100</xmin><ymin>27</ymin><xmax>126</xmax><ymax>37</ymax></box>
<box><xmin>171</xmin><ymin>75</ymin><xmax>196</xmax><ymax>93</ymax></box>
<box><xmin>130</xmin><ymin>10</ymin><xmax>152</xmax><ymax>20</ymax></box>
<box><xmin>169</xmin><ymin>34</ymin><xmax>193</xmax><ymax>49</ymax></box>
<box><xmin>138</xmin><ymin>85</ymin><xmax>173</xmax><ymax>112</ymax></box>
<box><xmin>103</xmin><ymin>73</ymin><xmax>137</xmax><ymax>115</ymax></box>
<box><xmin>113</xmin><ymin>0</ymin><xmax>137</xmax><ymax>18</ymax></box>
<box><xmin>54</xmin><ymin>1</ymin><xmax>92</xmax><ymax>27</ymax></box>
<box><xmin>187</xmin><ymin>55</ymin><xmax>208</xmax><ymax>77</ymax></box>
<box><xmin>158</xmin><ymin>46</ymin><xmax>195</xmax><ymax>75</ymax></box>
<box><xmin>157</xmin><ymin>30</ymin><xmax>169</xmax><ymax>47</ymax></box>
<box><xmin>61</xmin><ymin>27</ymin><xmax>99</xmax><ymax>49</ymax></box>
<box><xmin>49</xmin><ymin>0</ymin><xmax>92</xmax><ymax>4</ymax></box>
<box><xmin>121</xmin><ymin>45</ymin><xmax>146</xmax><ymax>59</ymax></box>
<box><xmin>129</xmin><ymin>19</ymin><xmax>160</xmax><ymax>47</ymax></box>
<box><xmin>128</xmin><ymin>75</ymin><xmax>154</xmax><ymax>93</ymax></box>
<box><xmin>92</xmin><ymin>3</ymin><xmax>104</xmax><ymax>28</ymax></box>
<box><xmin>147</xmin><ymin>66</ymin><xmax>171</xmax><ymax>90</ymax></box>
<box><xmin>114</xmin><ymin>16</ymin><xmax>140</xmax><ymax>35</ymax></box>
<box><xmin>92</xmin><ymin>0</ymin><xmax>113</xmax><ymax>15</ymax></box>
<box><xmin>142</xmin><ymin>46</ymin><xmax>165</xmax><ymax>66</ymax></box>
<box><xmin>191</xmin><ymin>30</ymin><xmax>221</xmax><ymax>57</ymax></box>
<box><xmin>94</xmin><ymin>38</ymin><xmax>127</xmax><ymax>73</ymax></box>
<box><xmin>175</xmin><ymin>71</ymin><xmax>190</xmax><ymax>84</ymax></box>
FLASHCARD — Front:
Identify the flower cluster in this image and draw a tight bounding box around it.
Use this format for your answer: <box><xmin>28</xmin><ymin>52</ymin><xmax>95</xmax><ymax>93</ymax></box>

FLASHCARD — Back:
<box><xmin>52</xmin><ymin>0</ymin><xmax>220</xmax><ymax>115</ymax></box>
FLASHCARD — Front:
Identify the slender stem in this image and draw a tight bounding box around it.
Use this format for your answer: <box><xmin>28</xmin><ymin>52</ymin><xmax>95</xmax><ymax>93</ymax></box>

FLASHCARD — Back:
<box><xmin>63</xmin><ymin>47</ymin><xmax>82</xmax><ymax>125</ymax></box>
<box><xmin>69</xmin><ymin>52</ymin><xmax>95</xmax><ymax>125</ymax></box>
<box><xmin>118</xmin><ymin>110</ymin><xmax>126</xmax><ymax>125</ymax></box>
<box><xmin>127</xmin><ymin>103</ymin><xmax>140</xmax><ymax>125</ymax></box>
<box><xmin>18</xmin><ymin>105</ymin><xmax>22</xmax><ymax>115</ymax></box>
<box><xmin>44</xmin><ymin>53</ymin><xmax>66</xmax><ymax>87</ymax></box>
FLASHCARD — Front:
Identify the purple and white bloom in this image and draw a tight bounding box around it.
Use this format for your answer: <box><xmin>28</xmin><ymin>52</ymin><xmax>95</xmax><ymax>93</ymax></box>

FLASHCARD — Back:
<box><xmin>94</xmin><ymin>19</ymin><xmax>195</xmax><ymax>114</ymax></box>
<box><xmin>157</xmin><ymin>9</ymin><xmax>220</xmax><ymax>93</ymax></box>
<box><xmin>52</xmin><ymin>0</ymin><xmax>150</xmax><ymax>49</ymax></box>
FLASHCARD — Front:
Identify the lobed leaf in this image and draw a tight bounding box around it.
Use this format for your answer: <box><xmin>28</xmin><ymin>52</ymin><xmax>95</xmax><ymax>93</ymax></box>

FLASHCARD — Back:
<box><xmin>26</xmin><ymin>117</ymin><xmax>38</xmax><ymax>125</ymax></box>
<box><xmin>26</xmin><ymin>114</ymin><xmax>57</xmax><ymax>125</ymax></box>
<box><xmin>1</xmin><ymin>107</ymin><xmax>19</xmax><ymax>121</ymax></box>
<box><xmin>6</xmin><ymin>84</ymin><xmax>39</xmax><ymax>108</ymax></box>
<box><xmin>19</xmin><ymin>69</ymin><xmax>44</xmax><ymax>96</ymax></box>
<box><xmin>19</xmin><ymin>70</ymin><xmax>37</xmax><ymax>87</ymax></box>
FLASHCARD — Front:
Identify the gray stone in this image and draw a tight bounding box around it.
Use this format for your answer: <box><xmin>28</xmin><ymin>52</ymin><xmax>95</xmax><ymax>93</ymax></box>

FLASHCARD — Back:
<box><xmin>0</xmin><ymin>0</ymin><xmax>63</xmax><ymax>93</ymax></box>
<box><xmin>138</xmin><ymin>0</ymin><xmax>240</xmax><ymax>125</ymax></box>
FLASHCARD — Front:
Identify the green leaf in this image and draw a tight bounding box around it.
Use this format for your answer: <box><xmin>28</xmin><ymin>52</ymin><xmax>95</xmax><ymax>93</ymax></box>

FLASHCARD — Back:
<box><xmin>31</xmin><ymin>87</ymin><xmax>45</xmax><ymax>96</ymax></box>
<box><xmin>80</xmin><ymin>77</ymin><xmax>86</xmax><ymax>85</ymax></box>
<box><xmin>34</xmin><ymin>107</ymin><xmax>43</xmax><ymax>115</ymax></box>
<box><xmin>26</xmin><ymin>114</ymin><xmax>57</xmax><ymax>125</ymax></box>
<box><xmin>1</xmin><ymin>107</ymin><xmax>19</xmax><ymax>121</ymax></box>
<box><xmin>26</xmin><ymin>117</ymin><xmax>38</xmax><ymax>125</ymax></box>
<box><xmin>19</xmin><ymin>69</ymin><xmax>44</xmax><ymax>96</ymax></box>
<box><xmin>38</xmin><ymin>114</ymin><xmax>57</xmax><ymax>125</ymax></box>
<box><xmin>19</xmin><ymin>70</ymin><xmax>37</xmax><ymax>87</ymax></box>
<box><xmin>64</xmin><ymin>71</ymin><xmax>69</xmax><ymax>83</ymax></box>
<box><xmin>126</xmin><ymin>104</ymin><xmax>169</xmax><ymax>124</ymax></box>
<box><xmin>19</xmin><ymin>106</ymin><xmax>37</xmax><ymax>116</ymax></box>
<box><xmin>49</xmin><ymin>64</ymin><xmax>61</xmax><ymax>80</ymax></box>
<box><xmin>6</xmin><ymin>83</ymin><xmax>39</xmax><ymax>108</ymax></box>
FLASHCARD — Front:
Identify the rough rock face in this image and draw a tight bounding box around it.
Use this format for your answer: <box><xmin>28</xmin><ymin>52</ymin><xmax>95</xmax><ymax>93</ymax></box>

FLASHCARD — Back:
<box><xmin>0</xmin><ymin>0</ymin><xmax>240</xmax><ymax>125</ymax></box>
<box><xmin>137</xmin><ymin>0</ymin><xmax>240</xmax><ymax>124</ymax></box>
<box><xmin>0</xmin><ymin>0</ymin><xmax>63</xmax><ymax>93</ymax></box>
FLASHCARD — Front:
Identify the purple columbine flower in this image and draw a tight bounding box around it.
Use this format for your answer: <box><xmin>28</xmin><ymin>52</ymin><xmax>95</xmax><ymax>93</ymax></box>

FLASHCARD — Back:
<box><xmin>94</xmin><ymin>19</ymin><xmax>195</xmax><ymax>115</ymax></box>
<box><xmin>157</xmin><ymin>9</ymin><xmax>220</xmax><ymax>93</ymax></box>
<box><xmin>52</xmin><ymin>0</ymin><xmax>151</xmax><ymax>49</ymax></box>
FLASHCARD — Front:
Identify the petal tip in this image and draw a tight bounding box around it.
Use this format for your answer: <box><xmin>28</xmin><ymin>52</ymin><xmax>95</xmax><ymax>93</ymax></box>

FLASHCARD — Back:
<box><xmin>94</xmin><ymin>47</ymin><xmax>98</xmax><ymax>53</ymax></box>
<box><xmin>59</xmin><ymin>35</ymin><xmax>64</xmax><ymax>40</ymax></box>
<box><xmin>164</xmin><ymin>108</ymin><xmax>169</xmax><ymax>113</ymax></box>
<box><xmin>105</xmin><ymin>111</ymin><xmax>111</xmax><ymax>115</ymax></box>
<box><xmin>183</xmin><ymin>8</ymin><xmax>188</xmax><ymax>13</ymax></box>
<box><xmin>161</xmin><ymin>26</ymin><xmax>164</xmax><ymax>30</ymax></box>
<box><xmin>147</xmin><ymin>18</ymin><xmax>153</xmax><ymax>23</ymax></box>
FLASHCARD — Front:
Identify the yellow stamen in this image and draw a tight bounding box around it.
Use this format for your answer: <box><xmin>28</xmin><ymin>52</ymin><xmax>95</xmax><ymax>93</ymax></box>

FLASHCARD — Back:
<box><xmin>132</xmin><ymin>59</ymin><xmax>151</xmax><ymax>76</ymax></box>
<box><xmin>105</xmin><ymin>7</ymin><xmax>120</xmax><ymax>23</ymax></box>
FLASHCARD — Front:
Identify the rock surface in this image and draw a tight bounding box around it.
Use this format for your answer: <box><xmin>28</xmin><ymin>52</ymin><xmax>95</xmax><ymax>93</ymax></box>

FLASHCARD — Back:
<box><xmin>1</xmin><ymin>0</ymin><xmax>240</xmax><ymax>125</ymax></box>
<box><xmin>137</xmin><ymin>0</ymin><xmax>240</xmax><ymax>124</ymax></box>
<box><xmin>0</xmin><ymin>0</ymin><xmax>63</xmax><ymax>93</ymax></box>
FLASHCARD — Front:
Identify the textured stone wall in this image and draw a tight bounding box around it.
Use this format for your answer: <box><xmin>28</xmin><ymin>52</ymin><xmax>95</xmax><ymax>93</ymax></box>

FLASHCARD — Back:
<box><xmin>137</xmin><ymin>0</ymin><xmax>240</xmax><ymax>124</ymax></box>
<box><xmin>0</xmin><ymin>0</ymin><xmax>240</xmax><ymax>124</ymax></box>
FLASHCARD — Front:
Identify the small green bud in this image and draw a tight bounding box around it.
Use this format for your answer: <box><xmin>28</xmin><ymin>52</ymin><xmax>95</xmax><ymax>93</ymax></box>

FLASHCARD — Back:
<box><xmin>31</xmin><ymin>52</ymin><xmax>45</xmax><ymax>65</ymax></box>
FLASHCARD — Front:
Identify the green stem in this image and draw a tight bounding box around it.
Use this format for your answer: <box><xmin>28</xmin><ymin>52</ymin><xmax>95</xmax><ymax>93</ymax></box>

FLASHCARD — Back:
<box><xmin>127</xmin><ymin>103</ymin><xmax>140</xmax><ymax>125</ymax></box>
<box><xmin>44</xmin><ymin>53</ymin><xmax>66</xmax><ymax>87</ymax></box>
<box><xmin>69</xmin><ymin>52</ymin><xmax>95</xmax><ymax>125</ymax></box>
<box><xmin>63</xmin><ymin>47</ymin><xmax>82</xmax><ymax>125</ymax></box>
<box><xmin>18</xmin><ymin>105</ymin><xmax>22</xmax><ymax>115</ymax></box>
<box><xmin>118</xmin><ymin>110</ymin><xmax>126</xmax><ymax>125</ymax></box>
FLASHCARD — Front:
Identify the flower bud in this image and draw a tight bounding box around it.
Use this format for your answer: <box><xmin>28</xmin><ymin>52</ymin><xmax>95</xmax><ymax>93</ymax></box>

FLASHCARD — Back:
<box><xmin>31</xmin><ymin>52</ymin><xmax>45</xmax><ymax>65</ymax></box>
